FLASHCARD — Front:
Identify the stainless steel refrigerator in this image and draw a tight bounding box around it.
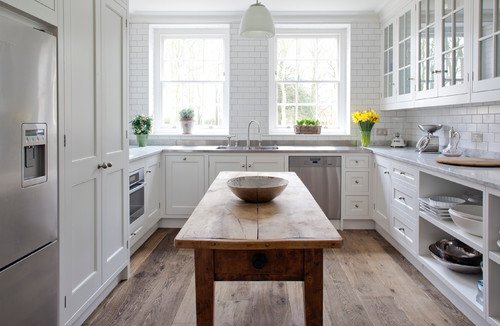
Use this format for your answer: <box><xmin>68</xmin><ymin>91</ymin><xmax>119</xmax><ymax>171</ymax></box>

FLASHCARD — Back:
<box><xmin>0</xmin><ymin>12</ymin><xmax>58</xmax><ymax>326</ymax></box>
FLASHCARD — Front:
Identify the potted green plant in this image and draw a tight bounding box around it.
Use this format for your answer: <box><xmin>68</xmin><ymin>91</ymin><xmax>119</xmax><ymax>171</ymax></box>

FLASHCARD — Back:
<box><xmin>131</xmin><ymin>114</ymin><xmax>153</xmax><ymax>147</ymax></box>
<box><xmin>179</xmin><ymin>108</ymin><xmax>195</xmax><ymax>134</ymax></box>
<box><xmin>294</xmin><ymin>119</ymin><xmax>322</xmax><ymax>134</ymax></box>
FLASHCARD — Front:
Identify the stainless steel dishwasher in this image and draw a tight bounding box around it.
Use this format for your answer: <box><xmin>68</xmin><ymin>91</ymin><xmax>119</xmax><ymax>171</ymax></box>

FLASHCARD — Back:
<box><xmin>289</xmin><ymin>156</ymin><xmax>341</xmax><ymax>220</ymax></box>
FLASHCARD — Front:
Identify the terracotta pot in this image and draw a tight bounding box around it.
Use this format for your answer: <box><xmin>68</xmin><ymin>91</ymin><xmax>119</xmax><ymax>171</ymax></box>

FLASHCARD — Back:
<box><xmin>181</xmin><ymin>119</ymin><xmax>193</xmax><ymax>134</ymax></box>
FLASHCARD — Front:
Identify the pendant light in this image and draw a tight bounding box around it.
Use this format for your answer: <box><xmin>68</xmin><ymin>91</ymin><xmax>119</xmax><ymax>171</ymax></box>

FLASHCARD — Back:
<box><xmin>239</xmin><ymin>0</ymin><xmax>275</xmax><ymax>38</ymax></box>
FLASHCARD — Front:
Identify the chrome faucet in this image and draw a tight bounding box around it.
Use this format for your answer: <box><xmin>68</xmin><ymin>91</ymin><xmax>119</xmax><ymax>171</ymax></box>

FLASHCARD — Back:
<box><xmin>247</xmin><ymin>120</ymin><xmax>261</xmax><ymax>148</ymax></box>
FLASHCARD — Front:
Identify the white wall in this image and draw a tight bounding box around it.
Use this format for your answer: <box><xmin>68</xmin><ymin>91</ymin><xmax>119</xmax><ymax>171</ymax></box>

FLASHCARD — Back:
<box><xmin>129</xmin><ymin>16</ymin><xmax>403</xmax><ymax>144</ymax></box>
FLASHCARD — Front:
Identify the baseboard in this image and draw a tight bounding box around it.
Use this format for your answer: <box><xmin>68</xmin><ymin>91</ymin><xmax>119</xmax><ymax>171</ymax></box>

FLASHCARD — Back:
<box><xmin>340</xmin><ymin>219</ymin><xmax>375</xmax><ymax>230</ymax></box>
<box><xmin>159</xmin><ymin>218</ymin><xmax>187</xmax><ymax>228</ymax></box>
<box><xmin>375</xmin><ymin>224</ymin><xmax>488</xmax><ymax>326</ymax></box>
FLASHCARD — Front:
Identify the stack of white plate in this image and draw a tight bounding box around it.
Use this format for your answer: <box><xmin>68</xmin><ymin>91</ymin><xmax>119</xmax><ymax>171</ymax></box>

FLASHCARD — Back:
<box><xmin>419</xmin><ymin>196</ymin><xmax>465</xmax><ymax>219</ymax></box>
<box><xmin>449</xmin><ymin>204</ymin><xmax>483</xmax><ymax>237</ymax></box>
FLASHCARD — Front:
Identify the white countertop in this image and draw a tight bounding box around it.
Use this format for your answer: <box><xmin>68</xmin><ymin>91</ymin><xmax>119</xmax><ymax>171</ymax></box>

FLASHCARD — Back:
<box><xmin>371</xmin><ymin>147</ymin><xmax>500</xmax><ymax>191</ymax></box>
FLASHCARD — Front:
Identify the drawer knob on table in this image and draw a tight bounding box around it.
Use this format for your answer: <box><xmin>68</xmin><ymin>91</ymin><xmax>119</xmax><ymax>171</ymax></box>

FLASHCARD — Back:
<box><xmin>251</xmin><ymin>253</ymin><xmax>267</xmax><ymax>269</ymax></box>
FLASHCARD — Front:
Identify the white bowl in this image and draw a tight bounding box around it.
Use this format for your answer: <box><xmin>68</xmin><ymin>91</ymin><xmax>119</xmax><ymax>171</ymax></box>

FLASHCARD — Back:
<box><xmin>429</xmin><ymin>195</ymin><xmax>466</xmax><ymax>208</ymax></box>
<box><xmin>449</xmin><ymin>211</ymin><xmax>483</xmax><ymax>237</ymax></box>
<box><xmin>449</xmin><ymin>204</ymin><xmax>483</xmax><ymax>221</ymax></box>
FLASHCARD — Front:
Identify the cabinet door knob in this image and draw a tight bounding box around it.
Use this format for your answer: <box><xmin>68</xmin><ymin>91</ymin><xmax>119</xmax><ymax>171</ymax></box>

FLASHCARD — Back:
<box><xmin>98</xmin><ymin>163</ymin><xmax>108</xmax><ymax>169</ymax></box>
<box><xmin>398</xmin><ymin>196</ymin><xmax>406</xmax><ymax>201</ymax></box>
<box><xmin>248</xmin><ymin>164</ymin><xmax>252</xmax><ymax>168</ymax></box>
<box><xmin>183</xmin><ymin>157</ymin><xmax>187</xmax><ymax>161</ymax></box>
<box><xmin>241</xmin><ymin>164</ymin><xmax>246</xmax><ymax>168</ymax></box>
<box><xmin>146</xmin><ymin>170</ymin><xmax>152</xmax><ymax>174</ymax></box>
<box><xmin>354</xmin><ymin>204</ymin><xmax>359</xmax><ymax>208</ymax></box>
<box><xmin>355</xmin><ymin>160</ymin><xmax>359</xmax><ymax>164</ymax></box>
<box><xmin>398</xmin><ymin>227</ymin><xmax>405</xmax><ymax>232</ymax></box>
<box><xmin>355</xmin><ymin>180</ymin><xmax>360</xmax><ymax>184</ymax></box>
<box><xmin>384</xmin><ymin>171</ymin><xmax>390</xmax><ymax>174</ymax></box>
<box><xmin>106</xmin><ymin>162</ymin><xmax>113</xmax><ymax>168</ymax></box>
<box><xmin>399</xmin><ymin>171</ymin><xmax>405</xmax><ymax>175</ymax></box>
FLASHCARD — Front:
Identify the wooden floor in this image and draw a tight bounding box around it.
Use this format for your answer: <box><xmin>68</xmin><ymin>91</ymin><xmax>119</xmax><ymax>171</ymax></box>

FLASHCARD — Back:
<box><xmin>84</xmin><ymin>229</ymin><xmax>472</xmax><ymax>326</ymax></box>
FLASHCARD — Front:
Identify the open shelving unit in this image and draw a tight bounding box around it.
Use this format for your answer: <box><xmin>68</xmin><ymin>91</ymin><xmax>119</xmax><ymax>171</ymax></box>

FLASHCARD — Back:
<box><xmin>419</xmin><ymin>254</ymin><xmax>483</xmax><ymax>314</ymax></box>
<box><xmin>488</xmin><ymin>193</ymin><xmax>500</xmax><ymax>325</ymax></box>
<box><xmin>419</xmin><ymin>211</ymin><xmax>483</xmax><ymax>252</ymax></box>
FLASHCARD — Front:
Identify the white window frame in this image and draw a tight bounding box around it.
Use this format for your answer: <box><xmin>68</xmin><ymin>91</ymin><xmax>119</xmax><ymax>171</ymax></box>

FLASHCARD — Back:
<box><xmin>268</xmin><ymin>24</ymin><xmax>350</xmax><ymax>135</ymax></box>
<box><xmin>150</xmin><ymin>24</ymin><xmax>230</xmax><ymax>135</ymax></box>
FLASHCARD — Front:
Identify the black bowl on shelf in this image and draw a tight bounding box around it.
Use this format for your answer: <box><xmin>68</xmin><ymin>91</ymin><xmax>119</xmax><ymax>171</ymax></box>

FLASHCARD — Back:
<box><xmin>429</xmin><ymin>239</ymin><xmax>482</xmax><ymax>266</ymax></box>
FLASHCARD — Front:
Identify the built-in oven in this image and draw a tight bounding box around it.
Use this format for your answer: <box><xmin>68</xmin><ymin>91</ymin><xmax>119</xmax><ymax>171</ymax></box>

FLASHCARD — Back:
<box><xmin>129</xmin><ymin>168</ymin><xmax>145</xmax><ymax>225</ymax></box>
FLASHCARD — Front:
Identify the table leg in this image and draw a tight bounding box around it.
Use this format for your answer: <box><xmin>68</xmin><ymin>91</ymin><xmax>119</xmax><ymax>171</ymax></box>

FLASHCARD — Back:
<box><xmin>194</xmin><ymin>249</ymin><xmax>214</xmax><ymax>326</ymax></box>
<box><xmin>304</xmin><ymin>249</ymin><xmax>323</xmax><ymax>326</ymax></box>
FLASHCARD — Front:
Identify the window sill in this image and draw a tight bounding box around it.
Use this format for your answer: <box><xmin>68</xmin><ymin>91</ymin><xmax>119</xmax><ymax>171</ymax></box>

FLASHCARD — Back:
<box><xmin>268</xmin><ymin>130</ymin><xmax>350</xmax><ymax>137</ymax></box>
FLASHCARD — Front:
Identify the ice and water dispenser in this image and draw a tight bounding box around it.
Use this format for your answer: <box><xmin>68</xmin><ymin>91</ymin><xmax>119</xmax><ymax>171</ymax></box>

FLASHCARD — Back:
<box><xmin>21</xmin><ymin>123</ymin><xmax>48</xmax><ymax>187</ymax></box>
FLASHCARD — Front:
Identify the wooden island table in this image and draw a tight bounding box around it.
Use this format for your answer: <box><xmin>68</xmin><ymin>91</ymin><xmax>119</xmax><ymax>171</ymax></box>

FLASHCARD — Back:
<box><xmin>175</xmin><ymin>171</ymin><xmax>343</xmax><ymax>326</ymax></box>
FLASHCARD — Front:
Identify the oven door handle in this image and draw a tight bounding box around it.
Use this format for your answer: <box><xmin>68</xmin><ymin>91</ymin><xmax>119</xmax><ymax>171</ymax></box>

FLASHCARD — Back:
<box><xmin>129</xmin><ymin>181</ymin><xmax>145</xmax><ymax>194</ymax></box>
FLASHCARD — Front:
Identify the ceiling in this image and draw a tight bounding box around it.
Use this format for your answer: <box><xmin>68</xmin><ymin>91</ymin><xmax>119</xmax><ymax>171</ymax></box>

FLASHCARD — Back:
<box><xmin>129</xmin><ymin>0</ymin><xmax>394</xmax><ymax>14</ymax></box>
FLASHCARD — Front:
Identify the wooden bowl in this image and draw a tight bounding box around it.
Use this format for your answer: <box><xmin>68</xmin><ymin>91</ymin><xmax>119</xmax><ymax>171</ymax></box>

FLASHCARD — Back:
<box><xmin>227</xmin><ymin>176</ymin><xmax>288</xmax><ymax>203</ymax></box>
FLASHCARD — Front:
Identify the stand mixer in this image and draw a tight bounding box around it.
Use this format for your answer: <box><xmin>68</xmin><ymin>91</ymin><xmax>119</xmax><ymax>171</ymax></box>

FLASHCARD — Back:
<box><xmin>416</xmin><ymin>124</ymin><xmax>442</xmax><ymax>153</ymax></box>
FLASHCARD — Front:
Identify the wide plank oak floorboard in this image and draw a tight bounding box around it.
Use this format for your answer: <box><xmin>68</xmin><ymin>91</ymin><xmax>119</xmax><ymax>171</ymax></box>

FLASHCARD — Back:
<box><xmin>84</xmin><ymin>229</ymin><xmax>472</xmax><ymax>326</ymax></box>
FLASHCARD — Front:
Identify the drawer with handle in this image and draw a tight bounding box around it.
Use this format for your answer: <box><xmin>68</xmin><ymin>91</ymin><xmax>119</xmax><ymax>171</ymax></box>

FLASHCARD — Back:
<box><xmin>391</xmin><ymin>162</ymin><xmax>417</xmax><ymax>189</ymax></box>
<box><xmin>391</xmin><ymin>212</ymin><xmax>415</xmax><ymax>252</ymax></box>
<box><xmin>392</xmin><ymin>185</ymin><xmax>417</xmax><ymax>219</ymax></box>
<box><xmin>345</xmin><ymin>171</ymin><xmax>369</xmax><ymax>193</ymax></box>
<box><xmin>344</xmin><ymin>196</ymin><xmax>369</xmax><ymax>217</ymax></box>
<box><xmin>345</xmin><ymin>155</ymin><xmax>370</xmax><ymax>169</ymax></box>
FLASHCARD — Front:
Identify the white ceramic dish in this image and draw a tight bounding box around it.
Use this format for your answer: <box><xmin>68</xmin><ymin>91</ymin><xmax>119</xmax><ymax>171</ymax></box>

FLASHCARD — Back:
<box><xmin>430</xmin><ymin>252</ymin><xmax>482</xmax><ymax>274</ymax></box>
<box><xmin>449</xmin><ymin>204</ymin><xmax>483</xmax><ymax>222</ymax></box>
<box><xmin>429</xmin><ymin>195</ymin><xmax>466</xmax><ymax>208</ymax></box>
<box><xmin>449</xmin><ymin>210</ymin><xmax>483</xmax><ymax>237</ymax></box>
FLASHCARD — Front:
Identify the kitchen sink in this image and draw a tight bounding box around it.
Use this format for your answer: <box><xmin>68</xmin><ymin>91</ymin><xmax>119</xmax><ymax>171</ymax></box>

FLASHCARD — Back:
<box><xmin>215</xmin><ymin>145</ymin><xmax>279</xmax><ymax>150</ymax></box>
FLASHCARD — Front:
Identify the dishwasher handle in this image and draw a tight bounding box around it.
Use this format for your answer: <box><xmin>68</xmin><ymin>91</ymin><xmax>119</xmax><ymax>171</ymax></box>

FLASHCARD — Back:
<box><xmin>289</xmin><ymin>156</ymin><xmax>342</xmax><ymax>168</ymax></box>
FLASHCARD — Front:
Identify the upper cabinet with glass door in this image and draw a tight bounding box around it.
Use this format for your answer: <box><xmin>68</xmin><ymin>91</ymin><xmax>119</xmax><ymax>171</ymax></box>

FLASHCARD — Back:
<box><xmin>382</xmin><ymin>21</ymin><xmax>396</xmax><ymax>104</ymax></box>
<box><xmin>472</xmin><ymin>0</ymin><xmax>500</xmax><ymax>101</ymax></box>
<box><xmin>415</xmin><ymin>0</ymin><xmax>471</xmax><ymax>103</ymax></box>
<box><xmin>397</xmin><ymin>8</ymin><xmax>414</xmax><ymax>103</ymax></box>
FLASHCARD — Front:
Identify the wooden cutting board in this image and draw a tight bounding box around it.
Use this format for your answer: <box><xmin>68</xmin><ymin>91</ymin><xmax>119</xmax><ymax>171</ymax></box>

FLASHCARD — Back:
<box><xmin>436</xmin><ymin>156</ymin><xmax>500</xmax><ymax>167</ymax></box>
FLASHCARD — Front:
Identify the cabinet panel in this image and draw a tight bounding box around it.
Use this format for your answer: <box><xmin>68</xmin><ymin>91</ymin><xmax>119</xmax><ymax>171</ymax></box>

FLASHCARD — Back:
<box><xmin>145</xmin><ymin>158</ymin><xmax>161</xmax><ymax>223</ymax></box>
<box><xmin>345</xmin><ymin>155</ymin><xmax>370</xmax><ymax>169</ymax></box>
<box><xmin>373</xmin><ymin>157</ymin><xmax>392</xmax><ymax>230</ymax></box>
<box><xmin>246</xmin><ymin>155</ymin><xmax>285</xmax><ymax>172</ymax></box>
<box><xmin>208</xmin><ymin>155</ymin><xmax>246</xmax><ymax>185</ymax></box>
<box><xmin>165</xmin><ymin>155</ymin><xmax>206</xmax><ymax>216</ymax></box>
<box><xmin>1</xmin><ymin>0</ymin><xmax>57</xmax><ymax>25</ymax></box>
<box><xmin>344</xmin><ymin>195</ymin><xmax>370</xmax><ymax>218</ymax></box>
<box><xmin>100</xmin><ymin>0</ymin><xmax>128</xmax><ymax>283</ymax></box>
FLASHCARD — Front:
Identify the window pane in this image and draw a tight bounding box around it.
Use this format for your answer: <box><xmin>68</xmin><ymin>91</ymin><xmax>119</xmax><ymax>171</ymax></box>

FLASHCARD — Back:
<box><xmin>277</xmin><ymin>60</ymin><xmax>297</xmax><ymax>81</ymax></box>
<box><xmin>429</xmin><ymin>26</ymin><xmax>435</xmax><ymax>57</ymax></box>
<box><xmin>405</xmin><ymin>66</ymin><xmax>411</xmax><ymax>94</ymax></box>
<box><xmin>480</xmin><ymin>37</ymin><xmax>494</xmax><ymax>79</ymax></box>
<box><xmin>443</xmin><ymin>52</ymin><xmax>453</xmax><ymax>86</ymax></box>
<box><xmin>455</xmin><ymin>9</ymin><xmax>464</xmax><ymax>48</ymax></box>
<box><xmin>399</xmin><ymin>16</ymin><xmax>405</xmax><ymax>40</ymax></box>
<box><xmin>443</xmin><ymin>0</ymin><xmax>453</xmax><ymax>15</ymax></box>
<box><xmin>317</xmin><ymin>38</ymin><xmax>338</xmax><ymax>60</ymax></box>
<box><xmin>419</xmin><ymin>31</ymin><xmax>427</xmax><ymax>60</ymax></box>
<box><xmin>455</xmin><ymin>48</ymin><xmax>464</xmax><ymax>85</ymax></box>
<box><xmin>297</xmin><ymin>106</ymin><xmax>315</xmax><ymax>121</ymax></box>
<box><xmin>443</xmin><ymin>15</ymin><xmax>453</xmax><ymax>52</ymax></box>
<box><xmin>297</xmin><ymin>83</ymin><xmax>316</xmax><ymax>104</ymax></box>
<box><xmin>388</xmin><ymin>48</ymin><xmax>393</xmax><ymax>72</ymax></box>
<box><xmin>277</xmin><ymin>83</ymin><xmax>296</xmax><ymax>104</ymax></box>
<box><xmin>317</xmin><ymin>83</ymin><xmax>336</xmax><ymax>103</ymax></box>
<box><xmin>429</xmin><ymin>0</ymin><xmax>435</xmax><ymax>23</ymax></box>
<box><xmin>419</xmin><ymin>61</ymin><xmax>427</xmax><ymax>91</ymax></box>
<box><xmin>298</xmin><ymin>60</ymin><xmax>316</xmax><ymax>80</ymax></box>
<box><xmin>389</xmin><ymin>24</ymin><xmax>393</xmax><ymax>47</ymax></box>
<box><xmin>405</xmin><ymin>11</ymin><xmax>411</xmax><ymax>37</ymax></box>
<box><xmin>399</xmin><ymin>43</ymin><xmax>405</xmax><ymax>69</ymax></box>
<box><xmin>316</xmin><ymin>61</ymin><xmax>337</xmax><ymax>80</ymax></box>
<box><xmin>482</xmin><ymin>0</ymin><xmax>494</xmax><ymax>37</ymax></box>
<box><xmin>496</xmin><ymin>35</ymin><xmax>500</xmax><ymax>77</ymax></box>
<box><xmin>297</xmin><ymin>39</ymin><xmax>317</xmax><ymax>60</ymax></box>
<box><xmin>399</xmin><ymin>69</ymin><xmax>405</xmax><ymax>95</ymax></box>
<box><xmin>277</xmin><ymin>38</ymin><xmax>296</xmax><ymax>60</ymax></box>
<box><xmin>428</xmin><ymin>58</ymin><xmax>435</xmax><ymax>89</ymax></box>
<box><xmin>420</xmin><ymin>0</ymin><xmax>428</xmax><ymax>29</ymax></box>
<box><xmin>405</xmin><ymin>39</ymin><xmax>411</xmax><ymax>65</ymax></box>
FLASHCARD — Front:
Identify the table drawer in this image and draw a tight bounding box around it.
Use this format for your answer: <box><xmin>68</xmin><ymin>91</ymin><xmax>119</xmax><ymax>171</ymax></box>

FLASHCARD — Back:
<box><xmin>345</xmin><ymin>155</ymin><xmax>370</xmax><ymax>169</ymax></box>
<box><xmin>391</xmin><ymin>162</ymin><xmax>418</xmax><ymax>189</ymax></box>
<box><xmin>345</xmin><ymin>171</ymin><xmax>369</xmax><ymax>193</ymax></box>
<box><xmin>214</xmin><ymin>249</ymin><xmax>304</xmax><ymax>281</ymax></box>
<box><xmin>344</xmin><ymin>196</ymin><xmax>369</xmax><ymax>217</ymax></box>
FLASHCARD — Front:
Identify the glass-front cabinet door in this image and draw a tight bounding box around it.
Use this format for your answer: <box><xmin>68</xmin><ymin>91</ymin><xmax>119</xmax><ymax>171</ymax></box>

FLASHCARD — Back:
<box><xmin>397</xmin><ymin>9</ymin><xmax>413</xmax><ymax>102</ymax></box>
<box><xmin>383</xmin><ymin>21</ymin><xmax>396</xmax><ymax>102</ymax></box>
<box><xmin>473</xmin><ymin>0</ymin><xmax>500</xmax><ymax>98</ymax></box>
<box><xmin>438</xmin><ymin>0</ymin><xmax>470</xmax><ymax>97</ymax></box>
<box><xmin>416</xmin><ymin>0</ymin><xmax>438</xmax><ymax>99</ymax></box>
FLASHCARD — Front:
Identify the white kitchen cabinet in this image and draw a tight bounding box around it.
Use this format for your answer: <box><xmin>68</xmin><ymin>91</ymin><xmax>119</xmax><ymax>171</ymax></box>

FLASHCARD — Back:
<box><xmin>342</xmin><ymin>154</ymin><xmax>371</xmax><ymax>221</ymax></box>
<box><xmin>382</xmin><ymin>20</ymin><xmax>397</xmax><ymax>104</ymax></box>
<box><xmin>397</xmin><ymin>7</ymin><xmax>414</xmax><ymax>103</ymax></box>
<box><xmin>472</xmin><ymin>0</ymin><xmax>500</xmax><ymax>101</ymax></box>
<box><xmin>1</xmin><ymin>0</ymin><xmax>57</xmax><ymax>25</ymax></box>
<box><xmin>373</xmin><ymin>156</ymin><xmax>392</xmax><ymax>231</ymax></box>
<box><xmin>208</xmin><ymin>154</ymin><xmax>285</xmax><ymax>184</ymax></box>
<box><xmin>165</xmin><ymin>155</ymin><xmax>207</xmax><ymax>216</ymax></box>
<box><xmin>208</xmin><ymin>155</ymin><xmax>246</xmax><ymax>184</ymax></box>
<box><xmin>60</xmin><ymin>0</ymin><xmax>128</xmax><ymax>324</ymax></box>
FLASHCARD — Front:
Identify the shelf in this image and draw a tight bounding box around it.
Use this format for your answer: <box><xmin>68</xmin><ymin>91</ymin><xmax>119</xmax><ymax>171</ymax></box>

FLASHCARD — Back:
<box><xmin>419</xmin><ymin>255</ymin><xmax>483</xmax><ymax>315</ymax></box>
<box><xmin>419</xmin><ymin>211</ymin><xmax>483</xmax><ymax>253</ymax></box>
<box><xmin>489</xmin><ymin>317</ymin><xmax>500</xmax><ymax>326</ymax></box>
<box><xmin>490</xmin><ymin>251</ymin><xmax>500</xmax><ymax>266</ymax></box>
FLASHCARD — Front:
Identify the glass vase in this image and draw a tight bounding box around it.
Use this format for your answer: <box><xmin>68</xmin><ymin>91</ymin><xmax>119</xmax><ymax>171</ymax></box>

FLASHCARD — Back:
<box><xmin>136</xmin><ymin>134</ymin><xmax>148</xmax><ymax>147</ymax></box>
<box><xmin>360</xmin><ymin>130</ymin><xmax>372</xmax><ymax>147</ymax></box>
